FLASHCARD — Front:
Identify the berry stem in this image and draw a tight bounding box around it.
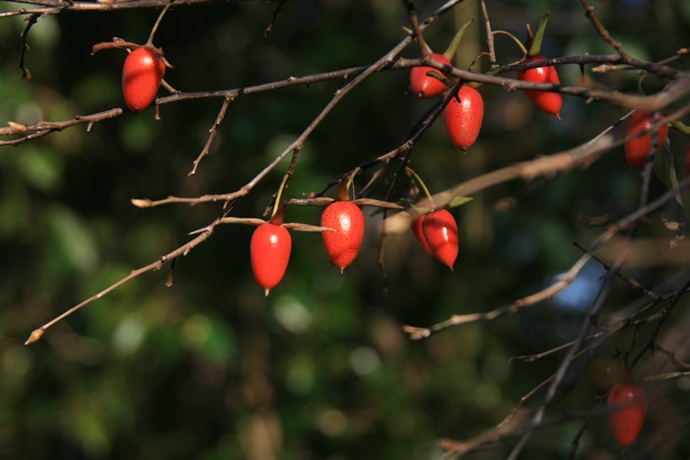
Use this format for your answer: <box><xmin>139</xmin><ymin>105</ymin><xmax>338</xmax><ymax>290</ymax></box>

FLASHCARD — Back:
<box><xmin>492</xmin><ymin>30</ymin><xmax>528</xmax><ymax>57</ymax></box>
<box><xmin>406</xmin><ymin>167</ymin><xmax>436</xmax><ymax>209</ymax></box>
<box><xmin>269</xmin><ymin>171</ymin><xmax>291</xmax><ymax>224</ymax></box>
<box><xmin>338</xmin><ymin>168</ymin><xmax>360</xmax><ymax>201</ymax></box>
<box><xmin>146</xmin><ymin>1</ymin><xmax>173</xmax><ymax>46</ymax></box>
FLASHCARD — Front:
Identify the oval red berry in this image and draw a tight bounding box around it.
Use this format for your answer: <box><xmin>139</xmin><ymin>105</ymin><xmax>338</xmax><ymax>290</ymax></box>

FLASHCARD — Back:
<box><xmin>421</xmin><ymin>209</ymin><xmax>458</xmax><ymax>270</ymax></box>
<box><xmin>122</xmin><ymin>46</ymin><xmax>166</xmax><ymax>113</ymax></box>
<box><xmin>607</xmin><ymin>381</ymin><xmax>647</xmax><ymax>449</ymax></box>
<box><xmin>321</xmin><ymin>201</ymin><xmax>365</xmax><ymax>273</ymax></box>
<box><xmin>250</xmin><ymin>223</ymin><xmax>291</xmax><ymax>296</ymax></box>
<box><xmin>410</xmin><ymin>53</ymin><xmax>452</xmax><ymax>99</ymax></box>
<box><xmin>442</xmin><ymin>85</ymin><xmax>484</xmax><ymax>151</ymax></box>
<box><xmin>624</xmin><ymin>111</ymin><xmax>668</xmax><ymax>168</ymax></box>
<box><xmin>517</xmin><ymin>56</ymin><xmax>562</xmax><ymax>118</ymax></box>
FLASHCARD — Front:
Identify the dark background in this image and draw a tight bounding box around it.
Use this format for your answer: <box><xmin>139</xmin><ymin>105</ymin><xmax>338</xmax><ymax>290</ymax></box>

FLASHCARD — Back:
<box><xmin>1</xmin><ymin>0</ymin><xmax>690</xmax><ymax>458</ymax></box>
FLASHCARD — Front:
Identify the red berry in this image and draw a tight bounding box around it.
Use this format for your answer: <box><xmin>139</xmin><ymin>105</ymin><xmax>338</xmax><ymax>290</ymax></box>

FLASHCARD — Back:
<box><xmin>250</xmin><ymin>223</ymin><xmax>291</xmax><ymax>296</ymax></box>
<box><xmin>411</xmin><ymin>215</ymin><xmax>432</xmax><ymax>254</ymax></box>
<box><xmin>421</xmin><ymin>209</ymin><xmax>458</xmax><ymax>270</ymax></box>
<box><xmin>122</xmin><ymin>46</ymin><xmax>166</xmax><ymax>113</ymax></box>
<box><xmin>517</xmin><ymin>55</ymin><xmax>562</xmax><ymax>118</ymax></box>
<box><xmin>321</xmin><ymin>201</ymin><xmax>365</xmax><ymax>273</ymax></box>
<box><xmin>442</xmin><ymin>85</ymin><xmax>484</xmax><ymax>151</ymax></box>
<box><xmin>607</xmin><ymin>381</ymin><xmax>647</xmax><ymax>449</ymax></box>
<box><xmin>624</xmin><ymin>111</ymin><xmax>668</xmax><ymax>168</ymax></box>
<box><xmin>410</xmin><ymin>53</ymin><xmax>452</xmax><ymax>99</ymax></box>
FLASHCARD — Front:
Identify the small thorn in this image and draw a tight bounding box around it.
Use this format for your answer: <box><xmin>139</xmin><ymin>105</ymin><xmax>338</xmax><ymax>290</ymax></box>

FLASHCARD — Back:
<box><xmin>264</xmin><ymin>288</ymin><xmax>270</xmax><ymax>297</ymax></box>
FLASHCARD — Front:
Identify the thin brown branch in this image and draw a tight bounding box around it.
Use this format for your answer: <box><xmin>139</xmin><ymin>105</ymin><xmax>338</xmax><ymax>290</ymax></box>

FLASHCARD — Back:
<box><xmin>264</xmin><ymin>0</ymin><xmax>288</xmax><ymax>37</ymax></box>
<box><xmin>578</xmin><ymin>0</ymin><xmax>631</xmax><ymax>60</ymax></box>
<box><xmin>403</xmin><ymin>0</ymin><xmax>430</xmax><ymax>58</ymax></box>
<box><xmin>2</xmin><ymin>54</ymin><xmax>686</xmax><ymax>147</ymax></box>
<box><xmin>480</xmin><ymin>0</ymin><xmax>497</xmax><ymax>69</ymax></box>
<box><xmin>19</xmin><ymin>13</ymin><xmax>39</xmax><ymax>79</ymax></box>
<box><xmin>189</xmin><ymin>96</ymin><xmax>233</xmax><ymax>176</ymax></box>
<box><xmin>573</xmin><ymin>241</ymin><xmax>661</xmax><ymax>297</ymax></box>
<box><xmin>1</xmin><ymin>0</ymin><xmax>245</xmax><ymax>18</ymax></box>
<box><xmin>25</xmin><ymin>228</ymin><xmax>215</xmax><ymax>345</ymax></box>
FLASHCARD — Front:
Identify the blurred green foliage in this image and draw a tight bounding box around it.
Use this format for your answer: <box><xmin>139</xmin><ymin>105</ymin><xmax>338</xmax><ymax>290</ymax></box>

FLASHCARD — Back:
<box><xmin>2</xmin><ymin>0</ymin><xmax>690</xmax><ymax>459</ymax></box>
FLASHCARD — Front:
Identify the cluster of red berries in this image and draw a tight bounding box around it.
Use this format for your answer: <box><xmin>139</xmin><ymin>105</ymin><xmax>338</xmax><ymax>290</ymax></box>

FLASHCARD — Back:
<box><xmin>408</xmin><ymin>51</ymin><xmax>563</xmax><ymax>152</ymax></box>
<box><xmin>249</xmin><ymin>194</ymin><xmax>365</xmax><ymax>296</ymax></box>
<box><xmin>408</xmin><ymin>52</ymin><xmax>485</xmax><ymax>151</ymax></box>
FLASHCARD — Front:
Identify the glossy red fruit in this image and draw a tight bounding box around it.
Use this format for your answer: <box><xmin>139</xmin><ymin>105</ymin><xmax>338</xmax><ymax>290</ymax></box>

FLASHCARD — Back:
<box><xmin>321</xmin><ymin>201</ymin><xmax>365</xmax><ymax>273</ymax></box>
<box><xmin>122</xmin><ymin>46</ymin><xmax>165</xmax><ymax>113</ymax></box>
<box><xmin>421</xmin><ymin>209</ymin><xmax>458</xmax><ymax>270</ymax></box>
<box><xmin>442</xmin><ymin>85</ymin><xmax>484</xmax><ymax>151</ymax></box>
<box><xmin>250</xmin><ymin>223</ymin><xmax>291</xmax><ymax>296</ymax></box>
<box><xmin>517</xmin><ymin>55</ymin><xmax>562</xmax><ymax>118</ymax></box>
<box><xmin>607</xmin><ymin>381</ymin><xmax>647</xmax><ymax>449</ymax></box>
<box><xmin>411</xmin><ymin>215</ymin><xmax>432</xmax><ymax>254</ymax></box>
<box><xmin>410</xmin><ymin>53</ymin><xmax>452</xmax><ymax>99</ymax></box>
<box><xmin>624</xmin><ymin>111</ymin><xmax>669</xmax><ymax>168</ymax></box>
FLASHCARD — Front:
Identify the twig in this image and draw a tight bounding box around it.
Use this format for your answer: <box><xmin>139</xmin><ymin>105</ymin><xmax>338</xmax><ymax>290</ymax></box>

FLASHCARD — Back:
<box><xmin>3</xmin><ymin>54</ymin><xmax>687</xmax><ymax>146</ymax></box>
<box><xmin>572</xmin><ymin>241</ymin><xmax>661</xmax><ymax>298</ymax></box>
<box><xmin>403</xmin><ymin>0</ymin><xmax>430</xmax><ymax>58</ymax></box>
<box><xmin>0</xmin><ymin>0</ymin><xmax>237</xmax><ymax>18</ymax></box>
<box><xmin>19</xmin><ymin>13</ymin><xmax>39</xmax><ymax>79</ymax></box>
<box><xmin>25</xmin><ymin>228</ymin><xmax>214</xmax><ymax>345</ymax></box>
<box><xmin>264</xmin><ymin>0</ymin><xmax>288</xmax><ymax>37</ymax></box>
<box><xmin>480</xmin><ymin>0</ymin><xmax>497</xmax><ymax>69</ymax></box>
<box><xmin>189</xmin><ymin>96</ymin><xmax>233</xmax><ymax>175</ymax></box>
<box><xmin>578</xmin><ymin>0</ymin><xmax>631</xmax><ymax>61</ymax></box>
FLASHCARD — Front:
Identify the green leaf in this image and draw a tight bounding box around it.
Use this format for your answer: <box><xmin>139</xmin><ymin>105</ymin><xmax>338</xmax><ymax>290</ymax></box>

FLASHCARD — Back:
<box><xmin>442</xmin><ymin>20</ymin><xmax>474</xmax><ymax>62</ymax></box>
<box><xmin>528</xmin><ymin>12</ymin><xmax>550</xmax><ymax>58</ymax></box>
<box><xmin>447</xmin><ymin>195</ymin><xmax>474</xmax><ymax>208</ymax></box>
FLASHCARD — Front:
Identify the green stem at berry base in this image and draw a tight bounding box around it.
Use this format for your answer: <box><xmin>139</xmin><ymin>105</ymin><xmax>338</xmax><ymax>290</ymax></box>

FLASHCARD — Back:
<box><xmin>492</xmin><ymin>30</ymin><xmax>528</xmax><ymax>57</ymax></box>
<box><xmin>338</xmin><ymin>168</ymin><xmax>361</xmax><ymax>201</ymax></box>
<box><xmin>406</xmin><ymin>167</ymin><xmax>436</xmax><ymax>209</ymax></box>
<box><xmin>146</xmin><ymin>1</ymin><xmax>173</xmax><ymax>46</ymax></box>
<box><xmin>269</xmin><ymin>173</ymin><xmax>291</xmax><ymax>225</ymax></box>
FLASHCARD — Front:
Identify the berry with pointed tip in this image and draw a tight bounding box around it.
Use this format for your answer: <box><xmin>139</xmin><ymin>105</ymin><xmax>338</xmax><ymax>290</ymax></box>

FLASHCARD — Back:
<box><xmin>410</xmin><ymin>53</ymin><xmax>452</xmax><ymax>99</ymax></box>
<box><xmin>517</xmin><ymin>56</ymin><xmax>562</xmax><ymax>118</ymax></box>
<box><xmin>250</xmin><ymin>223</ymin><xmax>291</xmax><ymax>296</ymax></box>
<box><xmin>122</xmin><ymin>46</ymin><xmax>165</xmax><ymax>113</ymax></box>
<box><xmin>607</xmin><ymin>381</ymin><xmax>647</xmax><ymax>449</ymax></box>
<box><xmin>624</xmin><ymin>111</ymin><xmax>668</xmax><ymax>168</ymax></box>
<box><xmin>442</xmin><ymin>85</ymin><xmax>484</xmax><ymax>151</ymax></box>
<box><xmin>421</xmin><ymin>209</ymin><xmax>458</xmax><ymax>270</ymax></box>
<box><xmin>321</xmin><ymin>201</ymin><xmax>365</xmax><ymax>273</ymax></box>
